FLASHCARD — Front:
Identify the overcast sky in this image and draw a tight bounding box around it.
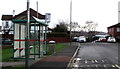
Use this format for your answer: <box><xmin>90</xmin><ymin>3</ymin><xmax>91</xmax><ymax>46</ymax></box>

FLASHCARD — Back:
<box><xmin>0</xmin><ymin>0</ymin><xmax>120</xmax><ymax>32</ymax></box>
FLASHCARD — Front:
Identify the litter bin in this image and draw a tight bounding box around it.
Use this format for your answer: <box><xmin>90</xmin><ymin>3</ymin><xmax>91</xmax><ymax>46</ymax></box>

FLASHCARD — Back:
<box><xmin>48</xmin><ymin>40</ymin><xmax>56</xmax><ymax>54</ymax></box>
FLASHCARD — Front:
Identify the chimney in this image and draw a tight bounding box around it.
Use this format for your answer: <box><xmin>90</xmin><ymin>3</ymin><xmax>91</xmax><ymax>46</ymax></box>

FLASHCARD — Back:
<box><xmin>13</xmin><ymin>10</ymin><xmax>15</xmax><ymax>17</ymax></box>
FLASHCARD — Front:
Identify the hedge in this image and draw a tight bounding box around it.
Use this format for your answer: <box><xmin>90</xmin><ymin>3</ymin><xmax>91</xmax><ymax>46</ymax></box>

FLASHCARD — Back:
<box><xmin>47</xmin><ymin>32</ymin><xmax>69</xmax><ymax>37</ymax></box>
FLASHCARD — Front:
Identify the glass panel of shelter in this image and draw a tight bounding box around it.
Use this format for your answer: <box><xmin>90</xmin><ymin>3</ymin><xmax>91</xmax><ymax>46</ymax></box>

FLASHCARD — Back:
<box><xmin>29</xmin><ymin>23</ymin><xmax>44</xmax><ymax>58</ymax></box>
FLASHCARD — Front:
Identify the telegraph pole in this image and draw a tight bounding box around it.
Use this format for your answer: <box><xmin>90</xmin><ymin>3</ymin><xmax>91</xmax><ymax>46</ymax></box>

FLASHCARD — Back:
<box><xmin>25</xmin><ymin>0</ymin><xmax>30</xmax><ymax>69</ymax></box>
<box><xmin>70</xmin><ymin>0</ymin><xmax>72</xmax><ymax>45</ymax></box>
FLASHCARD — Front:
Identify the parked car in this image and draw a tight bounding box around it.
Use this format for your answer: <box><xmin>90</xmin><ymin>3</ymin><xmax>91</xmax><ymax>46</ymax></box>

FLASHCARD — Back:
<box><xmin>96</xmin><ymin>37</ymin><xmax>107</xmax><ymax>42</ymax></box>
<box><xmin>78</xmin><ymin>36</ymin><xmax>86</xmax><ymax>43</ymax></box>
<box><xmin>72</xmin><ymin>37</ymin><xmax>78</xmax><ymax>42</ymax></box>
<box><xmin>0</xmin><ymin>38</ymin><xmax>13</xmax><ymax>45</ymax></box>
<box><xmin>107</xmin><ymin>37</ymin><xmax>116</xmax><ymax>43</ymax></box>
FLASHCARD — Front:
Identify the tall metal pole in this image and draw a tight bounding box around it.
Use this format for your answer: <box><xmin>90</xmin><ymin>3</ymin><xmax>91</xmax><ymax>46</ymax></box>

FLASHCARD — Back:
<box><xmin>44</xmin><ymin>13</ymin><xmax>48</xmax><ymax>55</ymax></box>
<box><xmin>36</xmin><ymin>1</ymin><xmax>38</xmax><ymax>18</ymax></box>
<box><xmin>27</xmin><ymin>0</ymin><xmax>30</xmax><ymax>38</ymax></box>
<box><xmin>25</xmin><ymin>0</ymin><xmax>30</xmax><ymax>68</ymax></box>
<box><xmin>70</xmin><ymin>0</ymin><xmax>72</xmax><ymax>45</ymax></box>
<box><xmin>36</xmin><ymin>1</ymin><xmax>39</xmax><ymax>58</ymax></box>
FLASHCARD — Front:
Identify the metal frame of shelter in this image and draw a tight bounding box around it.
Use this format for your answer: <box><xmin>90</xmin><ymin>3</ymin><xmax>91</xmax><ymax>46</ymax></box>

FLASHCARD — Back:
<box><xmin>12</xmin><ymin>18</ymin><xmax>48</xmax><ymax>60</ymax></box>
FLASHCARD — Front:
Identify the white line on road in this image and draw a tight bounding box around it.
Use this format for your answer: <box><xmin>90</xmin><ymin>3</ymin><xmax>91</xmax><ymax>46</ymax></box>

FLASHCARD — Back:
<box><xmin>102</xmin><ymin>60</ymin><xmax>105</xmax><ymax>63</ymax></box>
<box><xmin>112</xmin><ymin>65</ymin><xmax>115</xmax><ymax>67</ymax></box>
<box><xmin>92</xmin><ymin>60</ymin><xmax>94</xmax><ymax>63</ymax></box>
<box><xmin>95</xmin><ymin>60</ymin><xmax>98</xmax><ymax>63</ymax></box>
<box><xmin>115</xmin><ymin>65</ymin><xmax>120</xmax><ymax>69</ymax></box>
<box><xmin>87</xmin><ymin>65</ymin><xmax>90</xmax><ymax>67</ymax></box>
<box><xmin>85</xmin><ymin>60</ymin><xmax>87</xmax><ymax>64</ymax></box>
<box><xmin>95</xmin><ymin>65</ymin><xmax>98</xmax><ymax>67</ymax></box>
<box><xmin>103</xmin><ymin>65</ymin><xmax>107</xmax><ymax>68</ymax></box>
<box><xmin>73</xmin><ymin>64</ymin><xmax>79</xmax><ymax>67</ymax></box>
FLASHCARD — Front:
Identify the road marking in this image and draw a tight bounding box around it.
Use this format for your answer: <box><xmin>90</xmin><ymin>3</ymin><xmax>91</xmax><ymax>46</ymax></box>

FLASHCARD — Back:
<box><xmin>85</xmin><ymin>60</ymin><xmax>87</xmax><ymax>63</ymax></box>
<box><xmin>76</xmin><ymin>58</ymin><xmax>81</xmax><ymax>61</ymax></box>
<box><xmin>102</xmin><ymin>60</ymin><xmax>105</xmax><ymax>63</ymax></box>
<box><xmin>115</xmin><ymin>65</ymin><xmax>120</xmax><ymax>69</ymax></box>
<box><xmin>92</xmin><ymin>60</ymin><xmax>94</xmax><ymax>63</ymax></box>
<box><xmin>80</xmin><ymin>65</ymin><xmax>83</xmax><ymax>67</ymax></box>
<box><xmin>112</xmin><ymin>65</ymin><xmax>115</xmax><ymax>67</ymax></box>
<box><xmin>95</xmin><ymin>65</ymin><xmax>98</xmax><ymax>67</ymax></box>
<box><xmin>103</xmin><ymin>65</ymin><xmax>107</xmax><ymax>68</ymax></box>
<box><xmin>115</xmin><ymin>57</ymin><xmax>118</xmax><ymax>60</ymax></box>
<box><xmin>74</xmin><ymin>64</ymin><xmax>79</xmax><ymax>67</ymax></box>
<box><xmin>95</xmin><ymin>60</ymin><xmax>98</xmax><ymax>63</ymax></box>
<box><xmin>73</xmin><ymin>63</ymin><xmax>79</xmax><ymax>68</ymax></box>
<box><xmin>87</xmin><ymin>65</ymin><xmax>90</xmax><ymax>67</ymax></box>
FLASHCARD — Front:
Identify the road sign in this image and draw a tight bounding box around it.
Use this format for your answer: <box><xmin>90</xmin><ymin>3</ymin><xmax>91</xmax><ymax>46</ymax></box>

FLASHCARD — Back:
<box><xmin>45</xmin><ymin>13</ymin><xmax>51</xmax><ymax>23</ymax></box>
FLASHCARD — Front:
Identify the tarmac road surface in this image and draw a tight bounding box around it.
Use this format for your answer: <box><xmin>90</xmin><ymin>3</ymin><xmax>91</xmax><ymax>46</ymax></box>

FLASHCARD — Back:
<box><xmin>72</xmin><ymin>42</ymin><xmax>120</xmax><ymax>69</ymax></box>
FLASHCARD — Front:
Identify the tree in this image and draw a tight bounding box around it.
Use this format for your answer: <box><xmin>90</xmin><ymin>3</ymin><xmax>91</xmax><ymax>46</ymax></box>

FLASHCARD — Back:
<box><xmin>47</xmin><ymin>20</ymin><xmax>69</xmax><ymax>37</ymax></box>
<box><xmin>85</xmin><ymin>21</ymin><xmax>98</xmax><ymax>32</ymax></box>
<box><xmin>53</xmin><ymin>20</ymin><xmax>68</xmax><ymax>32</ymax></box>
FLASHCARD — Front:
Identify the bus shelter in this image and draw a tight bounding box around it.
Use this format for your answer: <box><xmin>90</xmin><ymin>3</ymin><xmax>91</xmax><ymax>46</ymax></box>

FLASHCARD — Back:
<box><xmin>12</xmin><ymin>14</ymin><xmax>48</xmax><ymax>60</ymax></box>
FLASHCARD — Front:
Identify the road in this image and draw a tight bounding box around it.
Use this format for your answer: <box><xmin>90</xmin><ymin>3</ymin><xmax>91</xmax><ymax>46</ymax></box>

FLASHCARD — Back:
<box><xmin>71</xmin><ymin>42</ymin><xmax>120</xmax><ymax>69</ymax></box>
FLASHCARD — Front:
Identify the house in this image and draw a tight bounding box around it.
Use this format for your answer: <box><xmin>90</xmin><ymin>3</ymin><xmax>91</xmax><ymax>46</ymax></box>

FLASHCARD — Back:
<box><xmin>1</xmin><ymin>8</ymin><xmax>47</xmax><ymax>39</ymax></box>
<box><xmin>1</xmin><ymin>15</ymin><xmax>13</xmax><ymax>34</ymax></box>
<box><xmin>1</xmin><ymin>8</ymin><xmax>46</xmax><ymax>35</ymax></box>
<box><xmin>107</xmin><ymin>23</ymin><xmax>120</xmax><ymax>41</ymax></box>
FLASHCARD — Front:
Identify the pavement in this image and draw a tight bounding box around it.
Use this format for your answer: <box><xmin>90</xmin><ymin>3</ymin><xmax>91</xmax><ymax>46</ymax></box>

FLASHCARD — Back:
<box><xmin>1</xmin><ymin>42</ymin><xmax>79</xmax><ymax>69</ymax></box>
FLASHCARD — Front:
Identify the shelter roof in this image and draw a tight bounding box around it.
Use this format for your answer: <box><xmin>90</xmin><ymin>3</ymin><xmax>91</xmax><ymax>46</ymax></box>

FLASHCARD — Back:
<box><xmin>12</xmin><ymin>20</ymin><xmax>48</xmax><ymax>26</ymax></box>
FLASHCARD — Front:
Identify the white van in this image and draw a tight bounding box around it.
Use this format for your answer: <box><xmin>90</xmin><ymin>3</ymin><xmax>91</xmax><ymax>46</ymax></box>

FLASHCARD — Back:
<box><xmin>78</xmin><ymin>36</ymin><xmax>86</xmax><ymax>43</ymax></box>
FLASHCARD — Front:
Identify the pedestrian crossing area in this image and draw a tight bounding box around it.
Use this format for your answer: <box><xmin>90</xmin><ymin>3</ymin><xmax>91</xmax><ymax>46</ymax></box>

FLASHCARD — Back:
<box><xmin>72</xmin><ymin>58</ymin><xmax>120</xmax><ymax>69</ymax></box>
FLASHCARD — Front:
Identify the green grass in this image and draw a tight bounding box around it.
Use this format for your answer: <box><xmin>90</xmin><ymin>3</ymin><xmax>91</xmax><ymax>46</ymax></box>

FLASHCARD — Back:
<box><xmin>1</xmin><ymin>43</ymin><xmax>68</xmax><ymax>69</ymax></box>
<box><xmin>1</xmin><ymin>43</ymin><xmax>68</xmax><ymax>61</ymax></box>
<box><xmin>55</xmin><ymin>43</ymin><xmax>68</xmax><ymax>52</ymax></box>
<box><xmin>0</xmin><ymin>48</ymin><xmax>2</xmax><ymax>62</ymax></box>
<box><xmin>2</xmin><ymin>48</ymin><xmax>13</xmax><ymax>61</ymax></box>
<box><xmin>30</xmin><ymin>45</ymin><xmax>39</xmax><ymax>54</ymax></box>
<box><xmin>46</xmin><ymin>43</ymin><xmax>68</xmax><ymax>55</ymax></box>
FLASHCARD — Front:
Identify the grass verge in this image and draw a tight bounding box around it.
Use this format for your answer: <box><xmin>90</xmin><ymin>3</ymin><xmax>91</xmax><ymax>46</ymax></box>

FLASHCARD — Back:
<box><xmin>1</xmin><ymin>43</ymin><xmax>69</xmax><ymax>69</ymax></box>
<box><xmin>2</xmin><ymin>43</ymin><xmax>68</xmax><ymax>61</ymax></box>
<box><xmin>46</xmin><ymin>43</ymin><xmax>68</xmax><ymax>55</ymax></box>
<box><xmin>2</xmin><ymin>48</ymin><xmax>13</xmax><ymax>62</ymax></box>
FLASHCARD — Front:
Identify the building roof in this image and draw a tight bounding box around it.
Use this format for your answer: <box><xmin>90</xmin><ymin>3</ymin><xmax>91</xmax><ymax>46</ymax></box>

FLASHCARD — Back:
<box><xmin>11</xmin><ymin>8</ymin><xmax>47</xmax><ymax>26</ymax></box>
<box><xmin>1</xmin><ymin>8</ymin><xmax>45</xmax><ymax>20</ymax></box>
<box><xmin>108</xmin><ymin>23</ymin><xmax>120</xmax><ymax>28</ymax></box>
<box><xmin>13</xmin><ymin>8</ymin><xmax>45</xmax><ymax>20</ymax></box>
<box><xmin>1</xmin><ymin>15</ymin><xmax>13</xmax><ymax>20</ymax></box>
<box><xmin>1</xmin><ymin>8</ymin><xmax>47</xmax><ymax>26</ymax></box>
